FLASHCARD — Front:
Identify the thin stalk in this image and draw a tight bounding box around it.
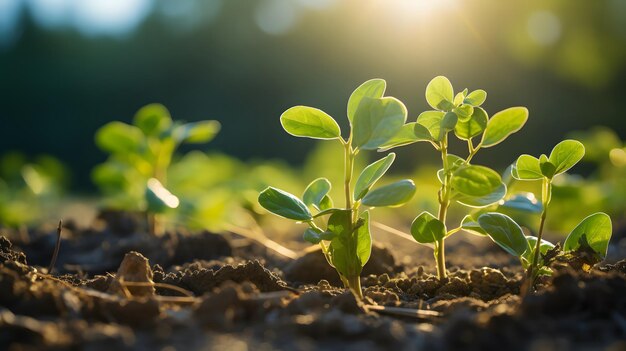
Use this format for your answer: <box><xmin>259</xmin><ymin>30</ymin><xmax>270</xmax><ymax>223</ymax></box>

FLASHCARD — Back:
<box><xmin>526</xmin><ymin>178</ymin><xmax>551</xmax><ymax>286</ymax></box>
<box><xmin>343</xmin><ymin>140</ymin><xmax>363</xmax><ymax>299</ymax></box>
<box><xmin>435</xmin><ymin>136</ymin><xmax>451</xmax><ymax>281</ymax></box>
<box><xmin>47</xmin><ymin>220</ymin><xmax>63</xmax><ymax>274</ymax></box>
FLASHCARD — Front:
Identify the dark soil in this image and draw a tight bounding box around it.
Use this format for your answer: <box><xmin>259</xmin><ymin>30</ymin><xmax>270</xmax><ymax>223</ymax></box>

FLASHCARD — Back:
<box><xmin>1</xmin><ymin>213</ymin><xmax>625</xmax><ymax>351</ymax></box>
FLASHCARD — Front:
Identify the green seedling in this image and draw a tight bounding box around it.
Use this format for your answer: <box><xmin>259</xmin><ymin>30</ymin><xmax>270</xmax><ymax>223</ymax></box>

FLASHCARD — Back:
<box><xmin>385</xmin><ymin>76</ymin><xmax>528</xmax><ymax>280</ymax></box>
<box><xmin>258</xmin><ymin>79</ymin><xmax>416</xmax><ymax>300</ymax></box>
<box><xmin>93</xmin><ymin>103</ymin><xmax>220</xmax><ymax>235</ymax></box>
<box><xmin>478</xmin><ymin>140</ymin><xmax>613</xmax><ymax>288</ymax></box>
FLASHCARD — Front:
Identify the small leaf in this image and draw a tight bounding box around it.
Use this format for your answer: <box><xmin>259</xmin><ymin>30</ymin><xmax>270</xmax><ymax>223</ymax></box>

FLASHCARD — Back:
<box><xmin>354</xmin><ymin>153</ymin><xmax>396</xmax><ymax>201</ymax></box>
<box><xmin>133</xmin><ymin>103</ymin><xmax>172</xmax><ymax>136</ymax></box>
<box><xmin>455</xmin><ymin>107</ymin><xmax>488</xmax><ymax>140</ymax></box>
<box><xmin>481</xmin><ymin>107</ymin><xmax>528</xmax><ymax>148</ymax></box>
<box><xmin>453</xmin><ymin>104</ymin><xmax>474</xmax><ymax>123</ymax></box>
<box><xmin>258</xmin><ymin>187</ymin><xmax>312</xmax><ymax>221</ymax></box>
<box><xmin>451</xmin><ymin>165</ymin><xmax>502</xmax><ymax>197</ymax></box>
<box><xmin>461</xmin><ymin>215</ymin><xmax>487</xmax><ymax>236</ymax></box>
<box><xmin>280</xmin><ymin>106</ymin><xmax>342</xmax><ymax>140</ymax></box>
<box><xmin>356</xmin><ymin>211</ymin><xmax>372</xmax><ymax>267</ymax></box>
<box><xmin>174</xmin><ymin>120</ymin><xmax>221</xmax><ymax>144</ymax></box>
<box><xmin>303</xmin><ymin>228</ymin><xmax>322</xmax><ymax>244</ymax></box>
<box><xmin>377</xmin><ymin>123</ymin><xmax>431</xmax><ymax>151</ymax></box>
<box><xmin>347</xmin><ymin>79</ymin><xmax>386</xmax><ymax>123</ymax></box>
<box><xmin>352</xmin><ymin>97</ymin><xmax>407</xmax><ymax>150</ymax></box>
<box><xmin>463</xmin><ymin>89</ymin><xmax>487</xmax><ymax>106</ymax></box>
<box><xmin>313</xmin><ymin>207</ymin><xmax>342</xmax><ymax>218</ymax></box>
<box><xmin>303</xmin><ymin>178</ymin><xmax>332</xmax><ymax>210</ymax></box>
<box><xmin>478</xmin><ymin>213</ymin><xmax>528</xmax><ymax>257</ymax></box>
<box><xmin>512</xmin><ymin>154</ymin><xmax>543</xmax><ymax>180</ymax></box>
<box><xmin>425</xmin><ymin>76</ymin><xmax>454</xmax><ymax>111</ymax></box>
<box><xmin>549</xmin><ymin>139</ymin><xmax>585</xmax><ymax>176</ymax></box>
<box><xmin>523</xmin><ymin>236</ymin><xmax>555</xmax><ymax>268</ymax></box>
<box><xmin>499</xmin><ymin>193</ymin><xmax>542</xmax><ymax>213</ymax></box>
<box><xmin>416</xmin><ymin>111</ymin><xmax>457</xmax><ymax>142</ymax></box>
<box><xmin>95</xmin><ymin>121</ymin><xmax>144</xmax><ymax>154</ymax></box>
<box><xmin>145</xmin><ymin>178</ymin><xmax>180</xmax><ymax>213</ymax></box>
<box><xmin>319</xmin><ymin>195</ymin><xmax>333</xmax><ymax>211</ymax></box>
<box><xmin>453</xmin><ymin>92</ymin><xmax>465</xmax><ymax>106</ymax></box>
<box><xmin>563</xmin><ymin>212</ymin><xmax>612</xmax><ymax>259</ymax></box>
<box><xmin>411</xmin><ymin>211</ymin><xmax>446</xmax><ymax>243</ymax></box>
<box><xmin>361</xmin><ymin>179</ymin><xmax>416</xmax><ymax>207</ymax></box>
<box><xmin>455</xmin><ymin>183</ymin><xmax>506</xmax><ymax>208</ymax></box>
<box><xmin>539</xmin><ymin>154</ymin><xmax>556</xmax><ymax>179</ymax></box>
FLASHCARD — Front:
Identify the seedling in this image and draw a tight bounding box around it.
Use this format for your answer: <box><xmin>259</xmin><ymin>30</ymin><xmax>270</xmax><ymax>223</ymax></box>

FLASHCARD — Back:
<box><xmin>258</xmin><ymin>79</ymin><xmax>416</xmax><ymax>299</ymax></box>
<box><xmin>93</xmin><ymin>103</ymin><xmax>220</xmax><ymax>235</ymax></box>
<box><xmin>384</xmin><ymin>76</ymin><xmax>528</xmax><ymax>280</ymax></box>
<box><xmin>479</xmin><ymin>140</ymin><xmax>613</xmax><ymax>288</ymax></box>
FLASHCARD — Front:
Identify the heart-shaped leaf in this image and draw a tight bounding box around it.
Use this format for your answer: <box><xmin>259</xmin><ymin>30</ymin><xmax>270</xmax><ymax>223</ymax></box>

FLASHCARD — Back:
<box><xmin>549</xmin><ymin>139</ymin><xmax>585</xmax><ymax>176</ymax></box>
<box><xmin>425</xmin><ymin>76</ymin><xmax>454</xmax><ymax>111</ymax></box>
<box><xmin>478</xmin><ymin>213</ymin><xmax>528</xmax><ymax>257</ymax></box>
<box><xmin>481</xmin><ymin>107</ymin><xmax>528</xmax><ymax>148</ymax></box>
<box><xmin>411</xmin><ymin>211</ymin><xmax>446</xmax><ymax>244</ymax></box>
<box><xmin>352</xmin><ymin>97</ymin><xmax>407</xmax><ymax>150</ymax></box>
<box><xmin>303</xmin><ymin>178</ymin><xmax>332</xmax><ymax>211</ymax></box>
<box><xmin>455</xmin><ymin>107</ymin><xmax>488</xmax><ymax>140</ymax></box>
<box><xmin>347</xmin><ymin>79</ymin><xmax>386</xmax><ymax>123</ymax></box>
<box><xmin>280</xmin><ymin>106</ymin><xmax>342</xmax><ymax>140</ymax></box>
<box><xmin>133</xmin><ymin>103</ymin><xmax>172</xmax><ymax>136</ymax></box>
<box><xmin>563</xmin><ymin>212</ymin><xmax>612</xmax><ymax>259</ymax></box>
<box><xmin>258</xmin><ymin>186</ymin><xmax>312</xmax><ymax>221</ymax></box>
<box><xmin>361</xmin><ymin>179</ymin><xmax>416</xmax><ymax>207</ymax></box>
<box><xmin>354</xmin><ymin>153</ymin><xmax>396</xmax><ymax>201</ymax></box>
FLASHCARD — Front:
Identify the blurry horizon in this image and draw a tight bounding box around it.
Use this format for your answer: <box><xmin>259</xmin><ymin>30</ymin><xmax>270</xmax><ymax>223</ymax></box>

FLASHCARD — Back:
<box><xmin>1</xmin><ymin>0</ymin><xmax>626</xmax><ymax>191</ymax></box>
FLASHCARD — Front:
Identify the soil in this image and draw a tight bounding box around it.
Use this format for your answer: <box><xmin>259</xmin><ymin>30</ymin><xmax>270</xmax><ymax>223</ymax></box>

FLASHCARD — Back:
<box><xmin>1</xmin><ymin>212</ymin><xmax>625</xmax><ymax>351</ymax></box>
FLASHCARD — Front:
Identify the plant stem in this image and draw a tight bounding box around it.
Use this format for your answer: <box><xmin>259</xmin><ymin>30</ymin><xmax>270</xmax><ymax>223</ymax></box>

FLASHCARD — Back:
<box><xmin>527</xmin><ymin>178</ymin><xmax>551</xmax><ymax>285</ymax></box>
<box><xmin>346</xmin><ymin>274</ymin><xmax>364</xmax><ymax>300</ymax></box>
<box><xmin>435</xmin><ymin>136</ymin><xmax>450</xmax><ymax>281</ymax></box>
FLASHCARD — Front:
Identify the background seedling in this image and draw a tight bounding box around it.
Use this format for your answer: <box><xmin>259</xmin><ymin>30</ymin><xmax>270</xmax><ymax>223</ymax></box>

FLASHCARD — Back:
<box><xmin>93</xmin><ymin>103</ymin><xmax>220</xmax><ymax>235</ymax></box>
<box><xmin>385</xmin><ymin>76</ymin><xmax>527</xmax><ymax>280</ymax></box>
<box><xmin>259</xmin><ymin>79</ymin><xmax>416</xmax><ymax>300</ymax></box>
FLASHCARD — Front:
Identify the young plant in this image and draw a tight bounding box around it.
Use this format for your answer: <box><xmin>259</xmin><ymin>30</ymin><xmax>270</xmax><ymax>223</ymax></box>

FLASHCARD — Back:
<box><xmin>258</xmin><ymin>79</ymin><xmax>416</xmax><ymax>299</ymax></box>
<box><xmin>93</xmin><ymin>103</ymin><xmax>220</xmax><ymax>235</ymax></box>
<box><xmin>384</xmin><ymin>76</ymin><xmax>528</xmax><ymax>280</ymax></box>
<box><xmin>478</xmin><ymin>140</ymin><xmax>613</xmax><ymax>288</ymax></box>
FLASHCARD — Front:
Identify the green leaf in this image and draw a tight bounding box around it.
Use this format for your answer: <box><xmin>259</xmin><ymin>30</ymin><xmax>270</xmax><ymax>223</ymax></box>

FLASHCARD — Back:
<box><xmin>416</xmin><ymin>111</ymin><xmax>457</xmax><ymax>142</ymax></box>
<box><xmin>451</xmin><ymin>165</ymin><xmax>502</xmax><ymax>197</ymax></box>
<box><xmin>377</xmin><ymin>123</ymin><xmax>431</xmax><ymax>151</ymax></box>
<box><xmin>174</xmin><ymin>120</ymin><xmax>221</xmax><ymax>144</ymax></box>
<box><xmin>327</xmin><ymin>210</ymin><xmax>352</xmax><ymax>239</ymax></box>
<box><xmin>145</xmin><ymin>178</ymin><xmax>179</xmax><ymax>213</ymax></box>
<box><xmin>522</xmin><ymin>236</ymin><xmax>555</xmax><ymax>269</ymax></box>
<box><xmin>453</xmin><ymin>104</ymin><xmax>474</xmax><ymax>123</ymax></box>
<box><xmin>463</xmin><ymin>89</ymin><xmax>487</xmax><ymax>107</ymax></box>
<box><xmin>356</xmin><ymin>211</ymin><xmax>372</xmax><ymax>267</ymax></box>
<box><xmin>548</xmin><ymin>139</ymin><xmax>585</xmax><ymax>176</ymax></box>
<box><xmin>258</xmin><ymin>187</ymin><xmax>312</xmax><ymax>221</ymax></box>
<box><xmin>539</xmin><ymin>154</ymin><xmax>556</xmax><ymax>179</ymax></box>
<box><xmin>354</xmin><ymin>153</ymin><xmax>396</xmax><ymax>201</ymax></box>
<box><xmin>481</xmin><ymin>107</ymin><xmax>528</xmax><ymax>148</ymax></box>
<box><xmin>361</xmin><ymin>179</ymin><xmax>416</xmax><ymax>207</ymax></box>
<box><xmin>455</xmin><ymin>107</ymin><xmax>488</xmax><ymax>140</ymax></box>
<box><xmin>512</xmin><ymin>154</ymin><xmax>543</xmax><ymax>180</ymax></box>
<box><xmin>327</xmin><ymin>210</ymin><xmax>352</xmax><ymax>275</ymax></box>
<box><xmin>425</xmin><ymin>76</ymin><xmax>454</xmax><ymax>111</ymax></box>
<box><xmin>563</xmin><ymin>212</ymin><xmax>612</xmax><ymax>259</ymax></box>
<box><xmin>280</xmin><ymin>106</ymin><xmax>341</xmax><ymax>140</ymax></box>
<box><xmin>95</xmin><ymin>121</ymin><xmax>145</xmax><ymax>154</ymax></box>
<box><xmin>303</xmin><ymin>178</ymin><xmax>332</xmax><ymax>211</ymax></box>
<box><xmin>411</xmin><ymin>211</ymin><xmax>446</xmax><ymax>244</ymax></box>
<box><xmin>347</xmin><ymin>79</ymin><xmax>386</xmax><ymax>123</ymax></box>
<box><xmin>319</xmin><ymin>195</ymin><xmax>333</xmax><ymax>210</ymax></box>
<box><xmin>313</xmin><ymin>207</ymin><xmax>342</xmax><ymax>218</ymax></box>
<box><xmin>352</xmin><ymin>97</ymin><xmax>407</xmax><ymax>150</ymax></box>
<box><xmin>499</xmin><ymin>193</ymin><xmax>543</xmax><ymax>213</ymax></box>
<box><xmin>303</xmin><ymin>228</ymin><xmax>322</xmax><ymax>244</ymax></box>
<box><xmin>455</xmin><ymin>183</ymin><xmax>506</xmax><ymax>208</ymax></box>
<box><xmin>133</xmin><ymin>103</ymin><xmax>172</xmax><ymax>136</ymax></box>
<box><xmin>478</xmin><ymin>213</ymin><xmax>528</xmax><ymax>257</ymax></box>
<box><xmin>453</xmin><ymin>92</ymin><xmax>465</xmax><ymax>106</ymax></box>
<box><xmin>461</xmin><ymin>215</ymin><xmax>487</xmax><ymax>236</ymax></box>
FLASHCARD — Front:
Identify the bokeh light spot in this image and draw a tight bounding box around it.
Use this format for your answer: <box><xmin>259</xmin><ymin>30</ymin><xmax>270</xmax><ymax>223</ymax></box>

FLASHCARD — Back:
<box><xmin>527</xmin><ymin>11</ymin><xmax>562</xmax><ymax>46</ymax></box>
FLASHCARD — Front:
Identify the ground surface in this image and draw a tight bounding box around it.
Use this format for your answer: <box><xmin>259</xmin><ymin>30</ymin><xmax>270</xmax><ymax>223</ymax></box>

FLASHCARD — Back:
<box><xmin>1</xmin><ymin>211</ymin><xmax>625</xmax><ymax>351</ymax></box>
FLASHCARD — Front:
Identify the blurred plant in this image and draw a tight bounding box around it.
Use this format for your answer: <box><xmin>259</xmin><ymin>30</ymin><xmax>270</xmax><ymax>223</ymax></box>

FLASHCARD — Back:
<box><xmin>259</xmin><ymin>79</ymin><xmax>416</xmax><ymax>300</ymax></box>
<box><xmin>92</xmin><ymin>103</ymin><xmax>220</xmax><ymax>235</ymax></box>
<box><xmin>385</xmin><ymin>76</ymin><xmax>527</xmax><ymax>281</ymax></box>
<box><xmin>0</xmin><ymin>152</ymin><xmax>68</xmax><ymax>227</ymax></box>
